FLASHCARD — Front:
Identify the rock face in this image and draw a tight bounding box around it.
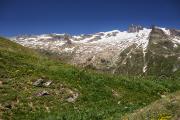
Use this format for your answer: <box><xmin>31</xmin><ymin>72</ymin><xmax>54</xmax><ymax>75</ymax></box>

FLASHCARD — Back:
<box><xmin>146</xmin><ymin>27</ymin><xmax>180</xmax><ymax>76</ymax></box>
<box><xmin>170</xmin><ymin>29</ymin><xmax>180</xmax><ymax>36</ymax></box>
<box><xmin>10</xmin><ymin>26</ymin><xmax>180</xmax><ymax>76</ymax></box>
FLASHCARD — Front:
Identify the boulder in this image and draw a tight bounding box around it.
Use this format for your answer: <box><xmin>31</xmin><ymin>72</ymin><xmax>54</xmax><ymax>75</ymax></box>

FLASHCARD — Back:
<box><xmin>33</xmin><ymin>78</ymin><xmax>44</xmax><ymax>87</ymax></box>
<box><xmin>36</xmin><ymin>90</ymin><xmax>49</xmax><ymax>97</ymax></box>
<box><xmin>43</xmin><ymin>80</ymin><xmax>52</xmax><ymax>87</ymax></box>
<box><xmin>33</xmin><ymin>78</ymin><xmax>52</xmax><ymax>87</ymax></box>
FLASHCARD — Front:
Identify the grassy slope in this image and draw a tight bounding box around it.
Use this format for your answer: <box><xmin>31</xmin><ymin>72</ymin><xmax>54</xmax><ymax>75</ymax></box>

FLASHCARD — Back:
<box><xmin>122</xmin><ymin>91</ymin><xmax>180</xmax><ymax>120</ymax></box>
<box><xmin>0</xmin><ymin>37</ymin><xmax>180</xmax><ymax>120</ymax></box>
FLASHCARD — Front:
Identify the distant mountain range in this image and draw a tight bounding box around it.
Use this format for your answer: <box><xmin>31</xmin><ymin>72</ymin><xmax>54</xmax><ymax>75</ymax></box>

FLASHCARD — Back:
<box><xmin>10</xmin><ymin>25</ymin><xmax>180</xmax><ymax>76</ymax></box>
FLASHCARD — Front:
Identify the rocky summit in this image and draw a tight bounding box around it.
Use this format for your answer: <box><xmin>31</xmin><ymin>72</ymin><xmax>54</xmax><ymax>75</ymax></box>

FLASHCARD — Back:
<box><xmin>10</xmin><ymin>26</ymin><xmax>180</xmax><ymax>76</ymax></box>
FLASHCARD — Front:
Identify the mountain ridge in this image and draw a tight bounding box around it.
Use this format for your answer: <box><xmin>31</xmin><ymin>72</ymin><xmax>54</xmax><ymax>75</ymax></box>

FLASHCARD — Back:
<box><xmin>10</xmin><ymin>26</ymin><xmax>180</xmax><ymax>76</ymax></box>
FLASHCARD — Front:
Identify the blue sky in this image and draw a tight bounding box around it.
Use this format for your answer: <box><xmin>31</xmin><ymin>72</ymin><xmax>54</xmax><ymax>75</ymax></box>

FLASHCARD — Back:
<box><xmin>0</xmin><ymin>0</ymin><xmax>179</xmax><ymax>36</ymax></box>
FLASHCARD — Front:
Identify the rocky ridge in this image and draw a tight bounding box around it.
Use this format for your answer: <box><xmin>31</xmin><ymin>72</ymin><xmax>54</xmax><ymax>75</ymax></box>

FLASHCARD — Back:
<box><xmin>10</xmin><ymin>26</ymin><xmax>180</xmax><ymax>75</ymax></box>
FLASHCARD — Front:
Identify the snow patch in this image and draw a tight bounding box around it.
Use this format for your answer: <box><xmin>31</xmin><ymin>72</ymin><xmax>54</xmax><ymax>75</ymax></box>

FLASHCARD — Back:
<box><xmin>156</xmin><ymin>27</ymin><xmax>170</xmax><ymax>35</ymax></box>
<box><xmin>172</xmin><ymin>37</ymin><xmax>180</xmax><ymax>44</ymax></box>
<box><xmin>143</xmin><ymin>63</ymin><xmax>147</xmax><ymax>73</ymax></box>
<box><xmin>173</xmin><ymin>43</ymin><xmax>178</xmax><ymax>48</ymax></box>
<box><xmin>38</xmin><ymin>35</ymin><xmax>52</xmax><ymax>39</ymax></box>
<box><xmin>161</xmin><ymin>28</ymin><xmax>170</xmax><ymax>35</ymax></box>
<box><xmin>63</xmin><ymin>47</ymin><xmax>75</xmax><ymax>52</ymax></box>
<box><xmin>178</xmin><ymin>57</ymin><xmax>180</xmax><ymax>61</ymax></box>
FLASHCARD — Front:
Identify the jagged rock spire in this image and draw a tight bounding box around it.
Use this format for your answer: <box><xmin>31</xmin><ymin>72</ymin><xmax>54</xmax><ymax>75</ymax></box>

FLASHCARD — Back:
<box><xmin>128</xmin><ymin>24</ymin><xmax>143</xmax><ymax>33</ymax></box>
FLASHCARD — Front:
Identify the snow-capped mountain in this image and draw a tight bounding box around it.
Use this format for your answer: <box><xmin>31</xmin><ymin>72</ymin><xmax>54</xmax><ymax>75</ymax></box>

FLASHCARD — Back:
<box><xmin>10</xmin><ymin>25</ymin><xmax>180</xmax><ymax>75</ymax></box>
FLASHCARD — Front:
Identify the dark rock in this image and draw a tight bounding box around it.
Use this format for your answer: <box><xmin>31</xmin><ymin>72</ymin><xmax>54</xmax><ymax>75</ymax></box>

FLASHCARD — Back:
<box><xmin>170</xmin><ymin>29</ymin><xmax>180</xmax><ymax>36</ymax></box>
<box><xmin>96</xmin><ymin>32</ymin><xmax>105</xmax><ymax>36</ymax></box>
<box><xmin>87</xmin><ymin>57</ymin><xmax>92</xmax><ymax>61</ymax></box>
<box><xmin>101</xmin><ymin>58</ymin><xmax>109</xmax><ymax>64</ymax></box>
<box><xmin>36</xmin><ymin>90</ymin><xmax>49</xmax><ymax>97</ymax></box>
<box><xmin>64</xmin><ymin>34</ymin><xmax>72</xmax><ymax>44</ymax></box>
<box><xmin>88</xmin><ymin>36</ymin><xmax>101</xmax><ymax>42</ymax></box>
<box><xmin>106</xmin><ymin>32</ymin><xmax>118</xmax><ymax>37</ymax></box>
<box><xmin>3</xmin><ymin>103</ymin><xmax>12</xmax><ymax>109</ymax></box>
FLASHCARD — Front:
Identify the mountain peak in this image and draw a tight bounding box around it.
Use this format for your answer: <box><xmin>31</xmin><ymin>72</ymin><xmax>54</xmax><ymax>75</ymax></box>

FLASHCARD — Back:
<box><xmin>128</xmin><ymin>24</ymin><xmax>144</xmax><ymax>33</ymax></box>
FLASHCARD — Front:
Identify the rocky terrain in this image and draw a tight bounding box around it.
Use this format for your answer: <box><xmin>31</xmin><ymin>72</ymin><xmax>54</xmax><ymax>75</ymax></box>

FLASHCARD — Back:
<box><xmin>10</xmin><ymin>25</ymin><xmax>180</xmax><ymax>75</ymax></box>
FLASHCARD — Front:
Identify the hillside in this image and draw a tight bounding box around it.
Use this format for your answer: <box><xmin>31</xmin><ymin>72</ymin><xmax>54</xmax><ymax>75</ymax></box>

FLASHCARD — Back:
<box><xmin>0</xmin><ymin>37</ymin><xmax>180</xmax><ymax>120</ymax></box>
<box><xmin>122</xmin><ymin>91</ymin><xmax>180</xmax><ymax>120</ymax></box>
